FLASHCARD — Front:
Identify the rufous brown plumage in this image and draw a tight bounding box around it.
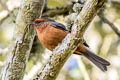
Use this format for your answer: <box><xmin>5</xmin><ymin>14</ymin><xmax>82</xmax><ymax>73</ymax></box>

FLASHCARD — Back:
<box><xmin>33</xmin><ymin>18</ymin><xmax>110</xmax><ymax>71</ymax></box>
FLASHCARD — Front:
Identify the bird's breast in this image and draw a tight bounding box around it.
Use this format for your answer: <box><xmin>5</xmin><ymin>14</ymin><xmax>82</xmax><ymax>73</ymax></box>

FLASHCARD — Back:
<box><xmin>37</xmin><ymin>26</ymin><xmax>67</xmax><ymax>51</ymax></box>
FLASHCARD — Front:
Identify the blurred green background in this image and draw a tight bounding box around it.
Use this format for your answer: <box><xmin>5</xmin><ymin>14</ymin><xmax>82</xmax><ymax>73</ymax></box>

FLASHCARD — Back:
<box><xmin>0</xmin><ymin>0</ymin><xmax>120</xmax><ymax>80</ymax></box>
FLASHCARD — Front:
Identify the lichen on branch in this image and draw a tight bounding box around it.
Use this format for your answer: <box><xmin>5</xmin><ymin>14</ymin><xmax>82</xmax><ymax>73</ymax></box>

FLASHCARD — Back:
<box><xmin>1</xmin><ymin>0</ymin><xmax>46</xmax><ymax>80</ymax></box>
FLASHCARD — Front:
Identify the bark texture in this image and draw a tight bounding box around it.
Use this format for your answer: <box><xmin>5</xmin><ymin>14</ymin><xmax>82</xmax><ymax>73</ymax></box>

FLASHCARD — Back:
<box><xmin>1</xmin><ymin>0</ymin><xmax>46</xmax><ymax>80</ymax></box>
<box><xmin>33</xmin><ymin>0</ymin><xmax>105</xmax><ymax>80</ymax></box>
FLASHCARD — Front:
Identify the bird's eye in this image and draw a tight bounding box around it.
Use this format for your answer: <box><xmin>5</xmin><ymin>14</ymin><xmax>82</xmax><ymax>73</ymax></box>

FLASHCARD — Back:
<box><xmin>35</xmin><ymin>21</ymin><xmax>41</xmax><ymax>24</ymax></box>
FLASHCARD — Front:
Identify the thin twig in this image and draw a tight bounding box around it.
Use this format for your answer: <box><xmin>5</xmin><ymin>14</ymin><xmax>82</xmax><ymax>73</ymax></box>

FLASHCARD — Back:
<box><xmin>42</xmin><ymin>5</ymin><xmax>72</xmax><ymax>17</ymax></box>
<box><xmin>98</xmin><ymin>10</ymin><xmax>120</xmax><ymax>37</ymax></box>
<box><xmin>75</xmin><ymin>56</ymin><xmax>90</xmax><ymax>80</ymax></box>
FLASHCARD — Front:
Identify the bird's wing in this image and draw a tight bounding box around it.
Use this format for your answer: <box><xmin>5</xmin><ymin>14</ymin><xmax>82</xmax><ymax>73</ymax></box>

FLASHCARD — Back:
<box><xmin>51</xmin><ymin>21</ymin><xmax>89</xmax><ymax>47</ymax></box>
<box><xmin>50</xmin><ymin>22</ymin><xmax>68</xmax><ymax>31</ymax></box>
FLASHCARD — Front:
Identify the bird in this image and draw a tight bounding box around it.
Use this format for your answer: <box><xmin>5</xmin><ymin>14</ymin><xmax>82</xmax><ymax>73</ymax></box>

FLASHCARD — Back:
<box><xmin>32</xmin><ymin>18</ymin><xmax>110</xmax><ymax>71</ymax></box>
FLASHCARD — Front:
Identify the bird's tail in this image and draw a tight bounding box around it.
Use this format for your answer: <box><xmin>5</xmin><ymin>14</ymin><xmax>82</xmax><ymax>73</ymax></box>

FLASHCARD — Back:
<box><xmin>75</xmin><ymin>46</ymin><xmax>110</xmax><ymax>71</ymax></box>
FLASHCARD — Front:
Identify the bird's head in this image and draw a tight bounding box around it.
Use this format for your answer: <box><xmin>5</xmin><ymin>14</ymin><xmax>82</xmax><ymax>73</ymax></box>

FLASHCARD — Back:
<box><xmin>32</xmin><ymin>18</ymin><xmax>55</xmax><ymax>33</ymax></box>
<box><xmin>31</xmin><ymin>18</ymin><xmax>54</xmax><ymax>27</ymax></box>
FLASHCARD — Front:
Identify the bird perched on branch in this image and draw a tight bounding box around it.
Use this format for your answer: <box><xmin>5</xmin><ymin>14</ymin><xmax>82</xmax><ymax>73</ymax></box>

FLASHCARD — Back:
<box><xmin>32</xmin><ymin>18</ymin><xmax>110</xmax><ymax>71</ymax></box>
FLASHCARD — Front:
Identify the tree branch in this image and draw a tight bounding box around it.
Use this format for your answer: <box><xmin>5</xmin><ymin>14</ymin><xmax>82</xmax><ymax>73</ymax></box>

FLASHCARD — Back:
<box><xmin>111</xmin><ymin>0</ymin><xmax>120</xmax><ymax>9</ymax></box>
<box><xmin>98</xmin><ymin>9</ymin><xmax>120</xmax><ymax>37</ymax></box>
<box><xmin>75</xmin><ymin>56</ymin><xmax>90</xmax><ymax>80</ymax></box>
<box><xmin>1</xmin><ymin>0</ymin><xmax>46</xmax><ymax>80</ymax></box>
<box><xmin>42</xmin><ymin>4</ymin><xmax>73</xmax><ymax>17</ymax></box>
<box><xmin>33</xmin><ymin>0</ymin><xmax>105</xmax><ymax>80</ymax></box>
<box><xmin>0</xmin><ymin>4</ymin><xmax>73</xmax><ymax>27</ymax></box>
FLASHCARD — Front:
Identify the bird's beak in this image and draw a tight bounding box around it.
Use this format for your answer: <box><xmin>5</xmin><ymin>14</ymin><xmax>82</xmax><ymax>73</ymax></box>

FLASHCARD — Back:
<box><xmin>30</xmin><ymin>22</ymin><xmax>35</xmax><ymax>26</ymax></box>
